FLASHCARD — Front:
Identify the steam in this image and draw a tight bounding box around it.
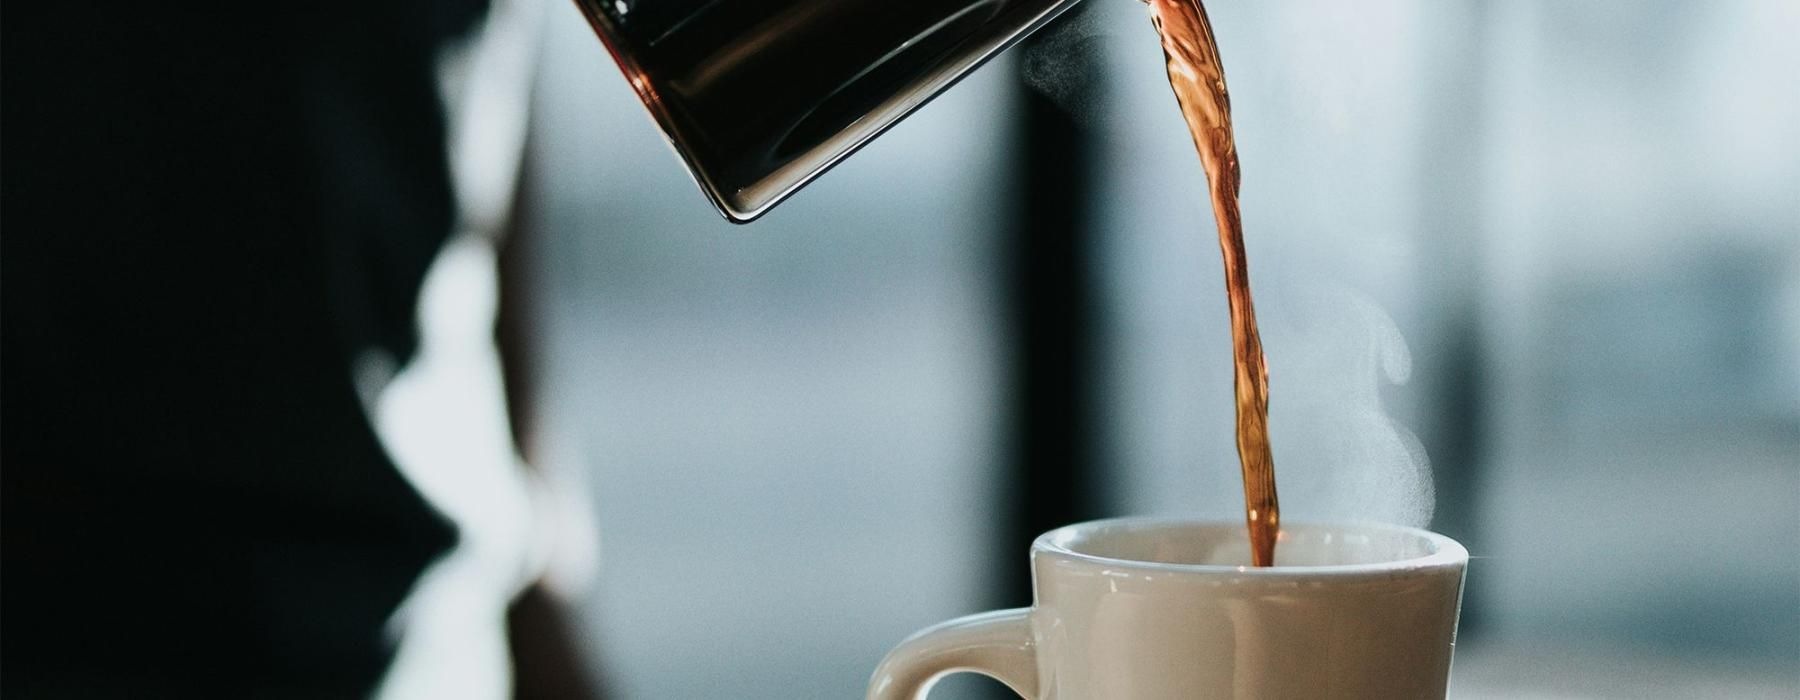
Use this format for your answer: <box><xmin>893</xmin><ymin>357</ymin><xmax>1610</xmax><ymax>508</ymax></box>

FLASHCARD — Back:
<box><xmin>1019</xmin><ymin>5</ymin><xmax>1118</xmax><ymax>127</ymax></box>
<box><xmin>1263</xmin><ymin>282</ymin><xmax>1435</xmax><ymax>528</ymax></box>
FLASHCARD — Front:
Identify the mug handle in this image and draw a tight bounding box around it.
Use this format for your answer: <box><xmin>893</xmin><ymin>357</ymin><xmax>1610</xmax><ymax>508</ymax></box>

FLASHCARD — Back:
<box><xmin>866</xmin><ymin>608</ymin><xmax>1039</xmax><ymax>700</ymax></box>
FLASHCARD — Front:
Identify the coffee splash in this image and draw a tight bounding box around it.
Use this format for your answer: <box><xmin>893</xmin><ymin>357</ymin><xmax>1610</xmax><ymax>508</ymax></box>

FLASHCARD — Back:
<box><xmin>1147</xmin><ymin>0</ymin><xmax>1280</xmax><ymax>566</ymax></box>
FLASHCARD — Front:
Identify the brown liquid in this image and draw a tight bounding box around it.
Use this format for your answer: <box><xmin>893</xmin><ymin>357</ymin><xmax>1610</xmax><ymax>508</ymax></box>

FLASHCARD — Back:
<box><xmin>1147</xmin><ymin>0</ymin><xmax>1280</xmax><ymax>566</ymax></box>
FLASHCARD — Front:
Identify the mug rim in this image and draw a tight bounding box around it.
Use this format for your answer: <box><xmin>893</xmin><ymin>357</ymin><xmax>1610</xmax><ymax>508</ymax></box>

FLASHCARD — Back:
<box><xmin>1033</xmin><ymin>516</ymin><xmax>1468</xmax><ymax>577</ymax></box>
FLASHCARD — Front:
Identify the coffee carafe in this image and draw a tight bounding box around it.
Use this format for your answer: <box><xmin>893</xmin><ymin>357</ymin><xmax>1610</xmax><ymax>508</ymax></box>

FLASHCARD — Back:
<box><xmin>573</xmin><ymin>0</ymin><xmax>1083</xmax><ymax>222</ymax></box>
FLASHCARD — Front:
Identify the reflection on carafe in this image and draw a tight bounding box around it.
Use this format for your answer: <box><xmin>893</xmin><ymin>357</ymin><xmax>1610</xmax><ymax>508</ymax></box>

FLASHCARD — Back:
<box><xmin>573</xmin><ymin>0</ymin><xmax>1082</xmax><ymax>221</ymax></box>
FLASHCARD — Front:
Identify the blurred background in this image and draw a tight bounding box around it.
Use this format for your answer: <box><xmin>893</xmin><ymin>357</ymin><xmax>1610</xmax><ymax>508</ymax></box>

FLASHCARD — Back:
<box><xmin>518</xmin><ymin>0</ymin><xmax>1798</xmax><ymax>698</ymax></box>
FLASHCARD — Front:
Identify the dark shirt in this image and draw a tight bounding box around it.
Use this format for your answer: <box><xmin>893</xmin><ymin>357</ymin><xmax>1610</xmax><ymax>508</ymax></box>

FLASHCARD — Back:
<box><xmin>4</xmin><ymin>3</ymin><xmax>488</xmax><ymax>695</ymax></box>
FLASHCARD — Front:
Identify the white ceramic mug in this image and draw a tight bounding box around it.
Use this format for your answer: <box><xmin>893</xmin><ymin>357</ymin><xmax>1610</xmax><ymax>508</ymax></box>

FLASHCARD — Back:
<box><xmin>868</xmin><ymin>518</ymin><xmax>1468</xmax><ymax>699</ymax></box>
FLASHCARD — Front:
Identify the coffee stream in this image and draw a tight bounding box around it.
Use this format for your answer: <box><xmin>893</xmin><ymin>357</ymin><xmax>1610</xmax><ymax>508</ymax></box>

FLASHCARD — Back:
<box><xmin>1147</xmin><ymin>0</ymin><xmax>1280</xmax><ymax>566</ymax></box>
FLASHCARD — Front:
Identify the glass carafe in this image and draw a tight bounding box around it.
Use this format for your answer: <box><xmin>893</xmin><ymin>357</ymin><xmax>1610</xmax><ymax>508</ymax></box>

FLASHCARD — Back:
<box><xmin>573</xmin><ymin>0</ymin><xmax>1083</xmax><ymax>222</ymax></box>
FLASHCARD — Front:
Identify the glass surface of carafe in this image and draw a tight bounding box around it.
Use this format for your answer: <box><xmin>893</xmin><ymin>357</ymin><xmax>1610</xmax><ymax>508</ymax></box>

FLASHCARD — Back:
<box><xmin>573</xmin><ymin>0</ymin><xmax>1083</xmax><ymax>222</ymax></box>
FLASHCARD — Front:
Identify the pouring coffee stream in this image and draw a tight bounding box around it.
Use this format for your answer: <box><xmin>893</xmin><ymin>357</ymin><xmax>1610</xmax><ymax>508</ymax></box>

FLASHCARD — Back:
<box><xmin>1145</xmin><ymin>0</ymin><xmax>1280</xmax><ymax>566</ymax></box>
<box><xmin>580</xmin><ymin>0</ymin><xmax>1279</xmax><ymax>565</ymax></box>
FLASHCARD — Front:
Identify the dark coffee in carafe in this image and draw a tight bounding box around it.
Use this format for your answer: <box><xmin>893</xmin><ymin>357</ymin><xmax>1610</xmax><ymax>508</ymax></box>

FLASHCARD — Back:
<box><xmin>574</xmin><ymin>0</ymin><xmax>1081</xmax><ymax>221</ymax></box>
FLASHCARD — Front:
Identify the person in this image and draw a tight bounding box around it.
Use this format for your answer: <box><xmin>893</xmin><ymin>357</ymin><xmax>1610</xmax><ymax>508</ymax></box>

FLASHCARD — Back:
<box><xmin>2</xmin><ymin>3</ymin><xmax>594</xmax><ymax>696</ymax></box>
